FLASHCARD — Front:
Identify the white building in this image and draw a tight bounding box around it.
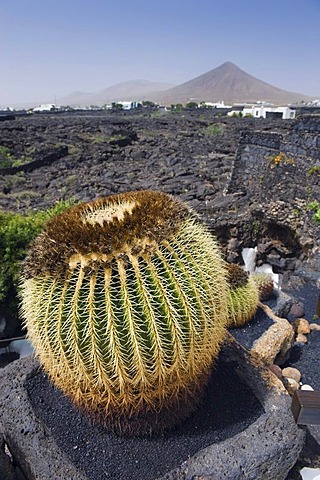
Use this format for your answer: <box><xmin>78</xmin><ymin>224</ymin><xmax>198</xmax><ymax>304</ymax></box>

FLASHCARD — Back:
<box><xmin>33</xmin><ymin>104</ymin><xmax>57</xmax><ymax>112</ymax></box>
<box><xmin>244</xmin><ymin>105</ymin><xmax>296</xmax><ymax>119</ymax></box>
<box><xmin>200</xmin><ymin>101</ymin><xmax>232</xmax><ymax>109</ymax></box>
<box><xmin>118</xmin><ymin>101</ymin><xmax>142</xmax><ymax>110</ymax></box>
<box><xmin>228</xmin><ymin>105</ymin><xmax>296</xmax><ymax>119</ymax></box>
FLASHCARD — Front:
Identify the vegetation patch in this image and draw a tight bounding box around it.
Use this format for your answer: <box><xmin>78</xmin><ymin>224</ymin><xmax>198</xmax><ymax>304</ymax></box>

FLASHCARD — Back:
<box><xmin>0</xmin><ymin>199</ymin><xmax>76</xmax><ymax>324</ymax></box>
<box><xmin>270</xmin><ymin>152</ymin><xmax>295</xmax><ymax>167</ymax></box>
<box><xmin>0</xmin><ymin>146</ymin><xmax>33</xmax><ymax>169</ymax></box>
<box><xmin>203</xmin><ymin>123</ymin><xmax>223</xmax><ymax>136</ymax></box>
<box><xmin>307</xmin><ymin>200</ymin><xmax>320</xmax><ymax>223</ymax></box>
<box><xmin>76</xmin><ymin>132</ymin><xmax>110</xmax><ymax>143</ymax></box>
<box><xmin>308</xmin><ymin>165</ymin><xmax>320</xmax><ymax>176</ymax></box>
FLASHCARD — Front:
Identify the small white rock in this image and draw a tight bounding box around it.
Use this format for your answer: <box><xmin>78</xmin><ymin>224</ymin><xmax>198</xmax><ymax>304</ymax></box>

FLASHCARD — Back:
<box><xmin>300</xmin><ymin>467</ymin><xmax>320</xmax><ymax>480</ymax></box>
<box><xmin>301</xmin><ymin>384</ymin><xmax>314</xmax><ymax>391</ymax></box>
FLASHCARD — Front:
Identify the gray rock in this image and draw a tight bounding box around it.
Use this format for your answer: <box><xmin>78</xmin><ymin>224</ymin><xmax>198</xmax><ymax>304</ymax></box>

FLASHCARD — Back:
<box><xmin>290</xmin><ymin>302</ymin><xmax>305</xmax><ymax>319</ymax></box>
<box><xmin>0</xmin><ymin>434</ymin><xmax>17</xmax><ymax>480</ymax></box>
<box><xmin>299</xmin><ymin>425</ymin><xmax>320</xmax><ymax>468</ymax></box>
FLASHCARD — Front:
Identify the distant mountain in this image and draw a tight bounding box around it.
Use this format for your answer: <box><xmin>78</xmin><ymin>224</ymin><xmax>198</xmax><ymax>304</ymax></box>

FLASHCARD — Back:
<box><xmin>149</xmin><ymin>62</ymin><xmax>311</xmax><ymax>105</ymax></box>
<box><xmin>57</xmin><ymin>62</ymin><xmax>312</xmax><ymax>107</ymax></box>
<box><xmin>58</xmin><ymin>80</ymin><xmax>174</xmax><ymax>106</ymax></box>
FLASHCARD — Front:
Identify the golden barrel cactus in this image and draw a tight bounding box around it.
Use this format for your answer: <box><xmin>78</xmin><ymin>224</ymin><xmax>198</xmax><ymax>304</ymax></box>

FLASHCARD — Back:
<box><xmin>21</xmin><ymin>190</ymin><xmax>228</xmax><ymax>435</ymax></box>
<box><xmin>251</xmin><ymin>272</ymin><xmax>274</xmax><ymax>301</ymax></box>
<box><xmin>226</xmin><ymin>263</ymin><xmax>259</xmax><ymax>328</ymax></box>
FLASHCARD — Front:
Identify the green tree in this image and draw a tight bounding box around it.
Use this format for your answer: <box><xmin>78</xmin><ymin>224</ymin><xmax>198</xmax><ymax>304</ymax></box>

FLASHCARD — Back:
<box><xmin>142</xmin><ymin>100</ymin><xmax>156</xmax><ymax>107</ymax></box>
<box><xmin>112</xmin><ymin>102</ymin><xmax>123</xmax><ymax>110</ymax></box>
<box><xmin>185</xmin><ymin>101</ymin><xmax>198</xmax><ymax>109</ymax></box>
<box><xmin>171</xmin><ymin>103</ymin><xmax>183</xmax><ymax>111</ymax></box>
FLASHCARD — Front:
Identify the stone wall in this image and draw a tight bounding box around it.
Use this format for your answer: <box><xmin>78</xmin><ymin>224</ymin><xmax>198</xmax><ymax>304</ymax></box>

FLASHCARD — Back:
<box><xmin>227</xmin><ymin>115</ymin><xmax>320</xmax><ymax>204</ymax></box>
<box><xmin>0</xmin><ymin>145</ymin><xmax>68</xmax><ymax>175</ymax></box>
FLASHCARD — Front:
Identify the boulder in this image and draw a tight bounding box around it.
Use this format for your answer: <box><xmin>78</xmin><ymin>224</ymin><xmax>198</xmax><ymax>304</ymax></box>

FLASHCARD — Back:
<box><xmin>0</xmin><ymin>434</ymin><xmax>17</xmax><ymax>480</ymax></box>
<box><xmin>230</xmin><ymin>291</ymin><xmax>295</xmax><ymax>366</ymax></box>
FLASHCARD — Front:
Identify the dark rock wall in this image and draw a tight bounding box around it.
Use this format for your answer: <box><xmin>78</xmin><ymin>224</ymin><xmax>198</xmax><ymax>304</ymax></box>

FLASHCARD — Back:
<box><xmin>227</xmin><ymin>115</ymin><xmax>320</xmax><ymax>202</ymax></box>
<box><xmin>222</xmin><ymin>116</ymin><xmax>320</xmax><ymax>278</ymax></box>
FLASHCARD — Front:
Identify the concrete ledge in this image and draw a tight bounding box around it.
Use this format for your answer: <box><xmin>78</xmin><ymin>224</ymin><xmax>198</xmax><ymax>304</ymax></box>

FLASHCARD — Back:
<box><xmin>0</xmin><ymin>335</ymin><xmax>305</xmax><ymax>480</ymax></box>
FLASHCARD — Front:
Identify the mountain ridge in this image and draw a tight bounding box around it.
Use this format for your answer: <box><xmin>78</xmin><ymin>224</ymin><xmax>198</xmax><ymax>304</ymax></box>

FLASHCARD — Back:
<box><xmin>58</xmin><ymin>62</ymin><xmax>312</xmax><ymax>106</ymax></box>
<box><xmin>59</xmin><ymin>79</ymin><xmax>174</xmax><ymax>106</ymax></box>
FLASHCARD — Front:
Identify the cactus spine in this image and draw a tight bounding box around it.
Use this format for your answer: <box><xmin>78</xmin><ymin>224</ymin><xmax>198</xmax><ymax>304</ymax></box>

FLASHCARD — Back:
<box><xmin>226</xmin><ymin>263</ymin><xmax>259</xmax><ymax>328</ymax></box>
<box><xmin>21</xmin><ymin>190</ymin><xmax>228</xmax><ymax>435</ymax></box>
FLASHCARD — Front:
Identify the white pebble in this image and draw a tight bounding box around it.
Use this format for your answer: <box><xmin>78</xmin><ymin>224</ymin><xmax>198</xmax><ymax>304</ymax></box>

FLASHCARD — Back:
<box><xmin>300</xmin><ymin>466</ymin><xmax>320</xmax><ymax>480</ymax></box>
<box><xmin>301</xmin><ymin>384</ymin><xmax>314</xmax><ymax>391</ymax></box>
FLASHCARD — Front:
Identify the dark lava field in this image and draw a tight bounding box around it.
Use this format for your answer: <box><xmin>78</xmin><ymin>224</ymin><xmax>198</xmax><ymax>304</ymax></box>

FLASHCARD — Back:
<box><xmin>0</xmin><ymin>109</ymin><xmax>290</xmax><ymax>215</ymax></box>
<box><xmin>0</xmin><ymin>109</ymin><xmax>319</xmax><ymax>280</ymax></box>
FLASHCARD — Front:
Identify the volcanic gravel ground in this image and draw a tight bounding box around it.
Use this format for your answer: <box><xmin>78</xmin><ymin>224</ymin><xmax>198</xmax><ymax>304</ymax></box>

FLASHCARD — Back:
<box><xmin>26</xmin><ymin>358</ymin><xmax>263</xmax><ymax>480</ymax></box>
<box><xmin>228</xmin><ymin>299</ymin><xmax>275</xmax><ymax>349</ymax></box>
<box><xmin>285</xmin><ymin>330</ymin><xmax>320</xmax><ymax>390</ymax></box>
<box><xmin>283</xmin><ymin>284</ymin><xmax>320</xmax><ymax>390</ymax></box>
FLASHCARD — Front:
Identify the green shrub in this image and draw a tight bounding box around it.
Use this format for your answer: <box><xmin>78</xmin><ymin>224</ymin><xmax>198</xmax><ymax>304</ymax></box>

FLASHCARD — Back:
<box><xmin>0</xmin><ymin>200</ymin><xmax>76</xmax><ymax>323</ymax></box>
<box><xmin>307</xmin><ymin>165</ymin><xmax>320</xmax><ymax>176</ymax></box>
<box><xmin>308</xmin><ymin>200</ymin><xmax>320</xmax><ymax>223</ymax></box>
<box><xmin>171</xmin><ymin>103</ymin><xmax>183</xmax><ymax>111</ymax></box>
<box><xmin>0</xmin><ymin>146</ymin><xmax>14</xmax><ymax>168</ymax></box>
<box><xmin>0</xmin><ymin>145</ymin><xmax>33</xmax><ymax>169</ymax></box>
<box><xmin>203</xmin><ymin>123</ymin><xmax>222</xmax><ymax>136</ymax></box>
<box><xmin>185</xmin><ymin>101</ymin><xmax>198</xmax><ymax>109</ymax></box>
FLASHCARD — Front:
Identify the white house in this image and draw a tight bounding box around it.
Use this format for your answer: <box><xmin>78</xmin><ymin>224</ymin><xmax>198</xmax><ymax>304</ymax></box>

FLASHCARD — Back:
<box><xmin>33</xmin><ymin>104</ymin><xmax>57</xmax><ymax>112</ymax></box>
<box><xmin>118</xmin><ymin>101</ymin><xmax>142</xmax><ymax>110</ymax></box>
<box><xmin>244</xmin><ymin>106</ymin><xmax>296</xmax><ymax>119</ymax></box>
<box><xmin>228</xmin><ymin>105</ymin><xmax>296</xmax><ymax>119</ymax></box>
<box><xmin>200</xmin><ymin>101</ymin><xmax>232</xmax><ymax>109</ymax></box>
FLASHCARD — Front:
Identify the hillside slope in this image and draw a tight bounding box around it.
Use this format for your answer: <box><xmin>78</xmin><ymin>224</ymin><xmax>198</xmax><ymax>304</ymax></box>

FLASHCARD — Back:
<box><xmin>149</xmin><ymin>62</ymin><xmax>310</xmax><ymax>105</ymax></box>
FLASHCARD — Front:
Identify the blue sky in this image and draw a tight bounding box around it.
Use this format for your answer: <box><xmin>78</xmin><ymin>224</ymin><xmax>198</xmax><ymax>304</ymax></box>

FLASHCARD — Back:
<box><xmin>1</xmin><ymin>0</ymin><xmax>319</xmax><ymax>106</ymax></box>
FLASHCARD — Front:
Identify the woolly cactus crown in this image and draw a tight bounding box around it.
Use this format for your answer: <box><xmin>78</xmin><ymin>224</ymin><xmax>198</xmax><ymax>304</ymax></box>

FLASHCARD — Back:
<box><xmin>226</xmin><ymin>263</ymin><xmax>249</xmax><ymax>289</ymax></box>
<box><xmin>24</xmin><ymin>190</ymin><xmax>190</xmax><ymax>279</ymax></box>
<box><xmin>21</xmin><ymin>190</ymin><xmax>228</xmax><ymax>435</ymax></box>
